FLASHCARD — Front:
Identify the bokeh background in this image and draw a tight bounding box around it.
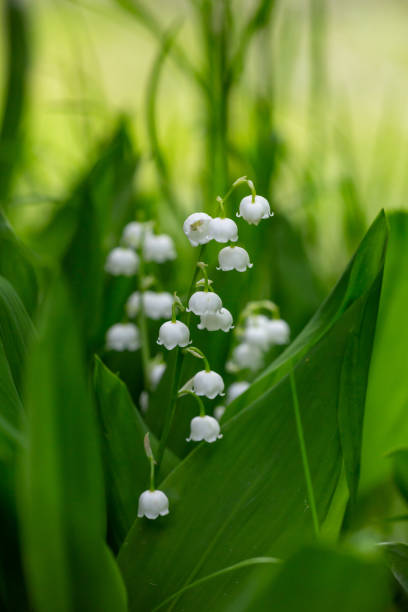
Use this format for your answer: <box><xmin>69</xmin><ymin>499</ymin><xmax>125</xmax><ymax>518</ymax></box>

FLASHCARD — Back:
<box><xmin>4</xmin><ymin>0</ymin><xmax>408</xmax><ymax>283</ymax></box>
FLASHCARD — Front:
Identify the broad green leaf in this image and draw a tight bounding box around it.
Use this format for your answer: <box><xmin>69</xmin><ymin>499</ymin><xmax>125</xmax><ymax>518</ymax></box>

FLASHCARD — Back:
<box><xmin>19</xmin><ymin>279</ymin><xmax>127</xmax><ymax>612</ymax></box>
<box><xmin>361</xmin><ymin>211</ymin><xmax>408</xmax><ymax>491</ymax></box>
<box><xmin>0</xmin><ymin>275</ymin><xmax>34</xmax><ymax>397</ymax></box>
<box><xmin>226</xmin><ymin>211</ymin><xmax>387</xmax><ymax>422</ymax></box>
<box><xmin>118</xmin><ymin>253</ymin><xmax>382</xmax><ymax>611</ymax></box>
<box><xmin>94</xmin><ymin>356</ymin><xmax>178</xmax><ymax>550</ymax></box>
<box><xmin>0</xmin><ymin>213</ymin><xmax>38</xmax><ymax>316</ymax></box>
<box><xmin>232</xmin><ymin>546</ymin><xmax>390</xmax><ymax>612</ymax></box>
<box><xmin>381</xmin><ymin>542</ymin><xmax>408</xmax><ymax>595</ymax></box>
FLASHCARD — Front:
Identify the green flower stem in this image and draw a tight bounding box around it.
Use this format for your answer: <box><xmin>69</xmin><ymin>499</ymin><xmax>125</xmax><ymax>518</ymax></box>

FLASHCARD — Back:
<box><xmin>178</xmin><ymin>390</ymin><xmax>206</xmax><ymax>417</ymax></box>
<box><xmin>185</xmin><ymin>346</ymin><xmax>211</xmax><ymax>372</ymax></box>
<box><xmin>171</xmin><ymin>300</ymin><xmax>177</xmax><ymax>323</ymax></box>
<box><xmin>156</xmin><ymin>347</ymin><xmax>183</xmax><ymax>470</ymax></box>
<box><xmin>289</xmin><ymin>364</ymin><xmax>320</xmax><ymax>538</ymax></box>
<box><xmin>137</xmin><ymin>242</ymin><xmax>151</xmax><ymax>391</ymax></box>
<box><xmin>157</xmin><ymin>249</ymin><xmax>206</xmax><ymax>469</ymax></box>
<box><xmin>197</xmin><ymin>261</ymin><xmax>209</xmax><ymax>291</ymax></box>
<box><xmin>217</xmin><ymin>176</ymin><xmax>256</xmax><ymax>208</ymax></box>
<box><xmin>157</xmin><ymin>245</ymin><xmax>207</xmax><ymax>471</ymax></box>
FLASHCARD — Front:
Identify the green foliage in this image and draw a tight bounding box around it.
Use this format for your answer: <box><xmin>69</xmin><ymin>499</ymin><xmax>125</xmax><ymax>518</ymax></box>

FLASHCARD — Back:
<box><xmin>237</xmin><ymin>546</ymin><xmax>390</xmax><ymax>612</ymax></box>
<box><xmin>18</xmin><ymin>280</ymin><xmax>127</xmax><ymax>612</ymax></box>
<box><xmin>118</xmin><ymin>215</ymin><xmax>385</xmax><ymax>611</ymax></box>
<box><xmin>361</xmin><ymin>212</ymin><xmax>408</xmax><ymax>490</ymax></box>
<box><xmin>93</xmin><ymin>356</ymin><xmax>178</xmax><ymax>550</ymax></box>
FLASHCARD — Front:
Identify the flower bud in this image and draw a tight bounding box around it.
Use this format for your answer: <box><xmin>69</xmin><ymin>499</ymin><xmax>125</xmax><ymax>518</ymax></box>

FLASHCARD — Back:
<box><xmin>214</xmin><ymin>405</ymin><xmax>226</xmax><ymax>421</ymax></box>
<box><xmin>187</xmin><ymin>291</ymin><xmax>222</xmax><ymax>315</ymax></box>
<box><xmin>137</xmin><ymin>489</ymin><xmax>169</xmax><ymax>520</ymax></box>
<box><xmin>126</xmin><ymin>291</ymin><xmax>141</xmax><ymax>318</ymax></box>
<box><xmin>139</xmin><ymin>390</ymin><xmax>149</xmax><ymax>414</ymax></box>
<box><xmin>208</xmin><ymin>217</ymin><xmax>238</xmax><ymax>243</ymax></box>
<box><xmin>217</xmin><ymin>246</ymin><xmax>253</xmax><ymax>272</ymax></box>
<box><xmin>198</xmin><ymin>307</ymin><xmax>234</xmax><ymax>332</ymax></box>
<box><xmin>122</xmin><ymin>221</ymin><xmax>149</xmax><ymax>248</ymax></box>
<box><xmin>227</xmin><ymin>381</ymin><xmax>250</xmax><ymax>404</ymax></box>
<box><xmin>105</xmin><ymin>247</ymin><xmax>139</xmax><ymax>276</ymax></box>
<box><xmin>227</xmin><ymin>342</ymin><xmax>263</xmax><ymax>371</ymax></box>
<box><xmin>183</xmin><ymin>212</ymin><xmax>212</xmax><ymax>246</ymax></box>
<box><xmin>150</xmin><ymin>362</ymin><xmax>166</xmax><ymax>389</ymax></box>
<box><xmin>192</xmin><ymin>370</ymin><xmax>225</xmax><ymax>399</ymax></box>
<box><xmin>106</xmin><ymin>323</ymin><xmax>140</xmax><ymax>351</ymax></box>
<box><xmin>144</xmin><ymin>291</ymin><xmax>174</xmax><ymax>320</ymax></box>
<box><xmin>157</xmin><ymin>320</ymin><xmax>191</xmax><ymax>350</ymax></box>
<box><xmin>237</xmin><ymin>195</ymin><xmax>273</xmax><ymax>225</ymax></box>
<box><xmin>242</xmin><ymin>325</ymin><xmax>272</xmax><ymax>351</ymax></box>
<box><xmin>143</xmin><ymin>234</ymin><xmax>176</xmax><ymax>263</ymax></box>
<box><xmin>186</xmin><ymin>415</ymin><xmax>223</xmax><ymax>443</ymax></box>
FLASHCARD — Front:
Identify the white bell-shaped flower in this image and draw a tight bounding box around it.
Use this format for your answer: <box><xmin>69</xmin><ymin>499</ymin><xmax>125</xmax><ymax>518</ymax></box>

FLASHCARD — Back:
<box><xmin>122</xmin><ymin>221</ymin><xmax>148</xmax><ymax>248</ymax></box>
<box><xmin>106</xmin><ymin>323</ymin><xmax>140</xmax><ymax>351</ymax></box>
<box><xmin>265</xmin><ymin>319</ymin><xmax>290</xmax><ymax>345</ymax></box>
<box><xmin>186</xmin><ymin>415</ymin><xmax>223</xmax><ymax>443</ymax></box>
<box><xmin>242</xmin><ymin>325</ymin><xmax>272</xmax><ymax>351</ymax></box>
<box><xmin>228</xmin><ymin>342</ymin><xmax>263</xmax><ymax>371</ymax></box>
<box><xmin>198</xmin><ymin>307</ymin><xmax>234</xmax><ymax>332</ymax></box>
<box><xmin>208</xmin><ymin>217</ymin><xmax>238</xmax><ymax>243</ymax></box>
<box><xmin>227</xmin><ymin>381</ymin><xmax>250</xmax><ymax>404</ymax></box>
<box><xmin>187</xmin><ymin>291</ymin><xmax>222</xmax><ymax>316</ymax></box>
<box><xmin>183</xmin><ymin>212</ymin><xmax>212</xmax><ymax>246</ymax></box>
<box><xmin>126</xmin><ymin>292</ymin><xmax>141</xmax><ymax>318</ymax></box>
<box><xmin>144</xmin><ymin>291</ymin><xmax>174</xmax><ymax>320</ymax></box>
<box><xmin>157</xmin><ymin>320</ymin><xmax>191</xmax><ymax>350</ymax></box>
<box><xmin>150</xmin><ymin>362</ymin><xmax>166</xmax><ymax>389</ymax></box>
<box><xmin>192</xmin><ymin>370</ymin><xmax>224</xmax><ymax>399</ymax></box>
<box><xmin>246</xmin><ymin>314</ymin><xmax>271</xmax><ymax>328</ymax></box>
<box><xmin>237</xmin><ymin>195</ymin><xmax>273</xmax><ymax>226</ymax></box>
<box><xmin>214</xmin><ymin>405</ymin><xmax>226</xmax><ymax>421</ymax></box>
<box><xmin>139</xmin><ymin>390</ymin><xmax>149</xmax><ymax>414</ymax></box>
<box><xmin>217</xmin><ymin>246</ymin><xmax>253</xmax><ymax>272</ymax></box>
<box><xmin>143</xmin><ymin>234</ymin><xmax>176</xmax><ymax>263</ymax></box>
<box><xmin>137</xmin><ymin>489</ymin><xmax>169</xmax><ymax>520</ymax></box>
<box><xmin>105</xmin><ymin>247</ymin><xmax>139</xmax><ymax>276</ymax></box>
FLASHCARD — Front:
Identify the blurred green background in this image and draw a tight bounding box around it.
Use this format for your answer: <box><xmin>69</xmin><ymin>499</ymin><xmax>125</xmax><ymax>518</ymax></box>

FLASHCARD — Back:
<box><xmin>4</xmin><ymin>0</ymin><xmax>408</xmax><ymax>280</ymax></box>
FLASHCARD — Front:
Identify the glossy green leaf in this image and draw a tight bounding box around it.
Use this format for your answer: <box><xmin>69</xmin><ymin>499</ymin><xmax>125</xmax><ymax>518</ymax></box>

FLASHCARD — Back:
<box><xmin>118</xmin><ymin>237</ymin><xmax>383</xmax><ymax>611</ymax></box>
<box><xmin>0</xmin><ymin>275</ymin><xmax>34</xmax><ymax>397</ymax></box>
<box><xmin>19</xmin><ymin>279</ymin><xmax>127</xmax><ymax>612</ymax></box>
<box><xmin>94</xmin><ymin>356</ymin><xmax>178</xmax><ymax>550</ymax></box>
<box><xmin>234</xmin><ymin>546</ymin><xmax>390</xmax><ymax>612</ymax></box>
<box><xmin>226</xmin><ymin>211</ymin><xmax>387</xmax><ymax>422</ymax></box>
<box><xmin>361</xmin><ymin>211</ymin><xmax>408</xmax><ymax>491</ymax></box>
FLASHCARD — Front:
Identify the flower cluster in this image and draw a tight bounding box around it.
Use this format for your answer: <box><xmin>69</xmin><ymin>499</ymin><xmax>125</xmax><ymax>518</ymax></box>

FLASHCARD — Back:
<box><xmin>107</xmin><ymin>177</ymin><xmax>289</xmax><ymax>521</ymax></box>
<box><xmin>226</xmin><ymin>302</ymin><xmax>290</xmax><ymax>374</ymax></box>
<box><xmin>103</xmin><ymin>221</ymin><xmax>177</xmax><ymax>415</ymax></box>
